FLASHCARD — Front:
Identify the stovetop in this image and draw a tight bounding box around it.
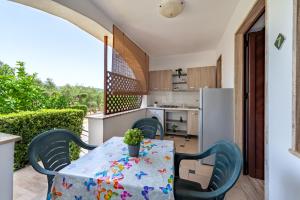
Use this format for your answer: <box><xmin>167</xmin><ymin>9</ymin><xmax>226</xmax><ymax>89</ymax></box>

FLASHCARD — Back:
<box><xmin>158</xmin><ymin>105</ymin><xmax>179</xmax><ymax>108</ymax></box>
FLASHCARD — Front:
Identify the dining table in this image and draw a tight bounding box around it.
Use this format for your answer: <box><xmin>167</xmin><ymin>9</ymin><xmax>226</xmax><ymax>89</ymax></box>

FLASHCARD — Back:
<box><xmin>49</xmin><ymin>137</ymin><xmax>175</xmax><ymax>200</ymax></box>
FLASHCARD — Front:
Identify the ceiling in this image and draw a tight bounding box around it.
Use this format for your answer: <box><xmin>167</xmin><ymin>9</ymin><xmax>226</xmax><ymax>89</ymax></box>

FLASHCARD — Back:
<box><xmin>91</xmin><ymin>0</ymin><xmax>240</xmax><ymax>57</ymax></box>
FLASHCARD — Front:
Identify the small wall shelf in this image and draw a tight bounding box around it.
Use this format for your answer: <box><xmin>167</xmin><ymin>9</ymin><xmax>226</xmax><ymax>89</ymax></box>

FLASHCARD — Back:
<box><xmin>172</xmin><ymin>73</ymin><xmax>187</xmax><ymax>77</ymax></box>
<box><xmin>172</xmin><ymin>81</ymin><xmax>187</xmax><ymax>84</ymax></box>
<box><xmin>166</xmin><ymin>129</ymin><xmax>187</xmax><ymax>136</ymax></box>
<box><xmin>166</xmin><ymin>119</ymin><xmax>187</xmax><ymax>124</ymax></box>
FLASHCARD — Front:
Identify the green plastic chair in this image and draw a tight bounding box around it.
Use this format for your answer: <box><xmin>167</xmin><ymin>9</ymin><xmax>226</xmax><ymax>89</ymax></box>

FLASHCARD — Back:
<box><xmin>28</xmin><ymin>129</ymin><xmax>97</xmax><ymax>197</ymax></box>
<box><xmin>132</xmin><ymin>118</ymin><xmax>164</xmax><ymax>139</ymax></box>
<box><xmin>174</xmin><ymin>140</ymin><xmax>242</xmax><ymax>200</ymax></box>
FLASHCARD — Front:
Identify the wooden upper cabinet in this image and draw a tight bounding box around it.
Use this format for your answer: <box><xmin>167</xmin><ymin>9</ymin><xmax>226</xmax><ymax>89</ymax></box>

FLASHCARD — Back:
<box><xmin>150</xmin><ymin>67</ymin><xmax>216</xmax><ymax>91</ymax></box>
<box><xmin>200</xmin><ymin>66</ymin><xmax>216</xmax><ymax>88</ymax></box>
<box><xmin>187</xmin><ymin>66</ymin><xmax>216</xmax><ymax>90</ymax></box>
<box><xmin>187</xmin><ymin>68</ymin><xmax>196</xmax><ymax>90</ymax></box>
<box><xmin>149</xmin><ymin>71</ymin><xmax>160</xmax><ymax>91</ymax></box>
<box><xmin>161</xmin><ymin>70</ymin><xmax>172</xmax><ymax>91</ymax></box>
<box><xmin>149</xmin><ymin>70</ymin><xmax>172</xmax><ymax>91</ymax></box>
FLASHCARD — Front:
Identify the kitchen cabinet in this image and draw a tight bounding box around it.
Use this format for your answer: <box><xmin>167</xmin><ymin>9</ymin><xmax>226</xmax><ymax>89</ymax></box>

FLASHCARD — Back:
<box><xmin>187</xmin><ymin>66</ymin><xmax>216</xmax><ymax>90</ymax></box>
<box><xmin>149</xmin><ymin>71</ymin><xmax>160</xmax><ymax>91</ymax></box>
<box><xmin>187</xmin><ymin>110</ymin><xmax>199</xmax><ymax>135</ymax></box>
<box><xmin>149</xmin><ymin>70</ymin><xmax>172</xmax><ymax>91</ymax></box>
<box><xmin>187</xmin><ymin>68</ymin><xmax>199</xmax><ymax>90</ymax></box>
<box><xmin>161</xmin><ymin>70</ymin><xmax>172</xmax><ymax>91</ymax></box>
<box><xmin>200</xmin><ymin>66</ymin><xmax>217</xmax><ymax>88</ymax></box>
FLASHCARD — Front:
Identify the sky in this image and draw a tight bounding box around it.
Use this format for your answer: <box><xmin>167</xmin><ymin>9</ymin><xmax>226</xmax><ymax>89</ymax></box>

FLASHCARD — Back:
<box><xmin>0</xmin><ymin>0</ymin><xmax>107</xmax><ymax>88</ymax></box>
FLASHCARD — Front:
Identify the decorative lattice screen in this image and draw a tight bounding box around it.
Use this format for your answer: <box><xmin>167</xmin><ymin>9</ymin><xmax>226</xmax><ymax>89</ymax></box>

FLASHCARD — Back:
<box><xmin>104</xmin><ymin>26</ymin><xmax>149</xmax><ymax>114</ymax></box>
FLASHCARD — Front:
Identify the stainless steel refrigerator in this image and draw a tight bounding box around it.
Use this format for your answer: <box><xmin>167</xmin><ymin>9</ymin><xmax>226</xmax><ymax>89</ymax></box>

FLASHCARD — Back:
<box><xmin>199</xmin><ymin>88</ymin><xmax>234</xmax><ymax>165</ymax></box>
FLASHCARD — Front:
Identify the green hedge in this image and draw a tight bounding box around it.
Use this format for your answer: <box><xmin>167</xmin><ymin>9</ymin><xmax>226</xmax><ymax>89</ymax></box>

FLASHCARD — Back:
<box><xmin>0</xmin><ymin>109</ymin><xmax>84</xmax><ymax>170</ymax></box>
<box><xmin>69</xmin><ymin>105</ymin><xmax>88</xmax><ymax>116</ymax></box>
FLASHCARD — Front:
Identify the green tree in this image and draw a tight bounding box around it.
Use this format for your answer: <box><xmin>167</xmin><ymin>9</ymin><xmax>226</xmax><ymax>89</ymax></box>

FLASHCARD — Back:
<box><xmin>0</xmin><ymin>61</ymin><xmax>104</xmax><ymax>114</ymax></box>
<box><xmin>0</xmin><ymin>62</ymin><xmax>46</xmax><ymax>113</ymax></box>
<box><xmin>44</xmin><ymin>78</ymin><xmax>57</xmax><ymax>90</ymax></box>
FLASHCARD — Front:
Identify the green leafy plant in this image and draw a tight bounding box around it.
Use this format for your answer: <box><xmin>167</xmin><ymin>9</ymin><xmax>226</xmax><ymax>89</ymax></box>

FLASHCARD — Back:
<box><xmin>69</xmin><ymin>105</ymin><xmax>88</xmax><ymax>116</ymax></box>
<box><xmin>0</xmin><ymin>109</ymin><xmax>84</xmax><ymax>170</ymax></box>
<box><xmin>0</xmin><ymin>62</ymin><xmax>47</xmax><ymax>113</ymax></box>
<box><xmin>123</xmin><ymin>128</ymin><xmax>144</xmax><ymax>146</ymax></box>
<box><xmin>172</xmin><ymin>124</ymin><xmax>178</xmax><ymax>132</ymax></box>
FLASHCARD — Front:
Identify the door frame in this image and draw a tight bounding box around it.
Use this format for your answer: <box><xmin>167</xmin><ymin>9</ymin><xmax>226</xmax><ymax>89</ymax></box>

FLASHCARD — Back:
<box><xmin>234</xmin><ymin>0</ymin><xmax>265</xmax><ymax>153</ymax></box>
<box><xmin>216</xmin><ymin>55</ymin><xmax>222</xmax><ymax>88</ymax></box>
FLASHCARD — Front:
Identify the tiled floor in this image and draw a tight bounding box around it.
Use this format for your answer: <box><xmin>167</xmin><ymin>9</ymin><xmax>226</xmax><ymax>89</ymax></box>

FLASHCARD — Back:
<box><xmin>13</xmin><ymin>135</ymin><xmax>264</xmax><ymax>200</ymax></box>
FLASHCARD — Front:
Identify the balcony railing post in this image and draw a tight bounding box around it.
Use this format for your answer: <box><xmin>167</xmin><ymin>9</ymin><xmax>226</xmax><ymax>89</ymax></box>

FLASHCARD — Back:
<box><xmin>104</xmin><ymin>35</ymin><xmax>108</xmax><ymax>114</ymax></box>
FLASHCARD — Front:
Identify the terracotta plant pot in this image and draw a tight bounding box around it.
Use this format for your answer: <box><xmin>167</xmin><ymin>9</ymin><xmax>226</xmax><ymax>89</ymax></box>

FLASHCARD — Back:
<box><xmin>128</xmin><ymin>144</ymin><xmax>140</xmax><ymax>157</ymax></box>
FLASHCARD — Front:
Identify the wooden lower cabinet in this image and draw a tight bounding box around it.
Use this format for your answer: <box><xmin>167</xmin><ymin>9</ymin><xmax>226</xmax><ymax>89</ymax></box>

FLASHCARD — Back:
<box><xmin>187</xmin><ymin>111</ymin><xmax>199</xmax><ymax>135</ymax></box>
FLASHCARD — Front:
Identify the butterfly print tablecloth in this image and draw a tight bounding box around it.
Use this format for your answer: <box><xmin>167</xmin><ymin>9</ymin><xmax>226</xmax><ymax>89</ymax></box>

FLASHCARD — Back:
<box><xmin>50</xmin><ymin>137</ymin><xmax>175</xmax><ymax>200</ymax></box>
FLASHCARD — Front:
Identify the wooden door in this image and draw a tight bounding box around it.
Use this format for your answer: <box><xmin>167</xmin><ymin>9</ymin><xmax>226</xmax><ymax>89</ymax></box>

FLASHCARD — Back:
<box><xmin>246</xmin><ymin>29</ymin><xmax>265</xmax><ymax>180</ymax></box>
<box><xmin>216</xmin><ymin>56</ymin><xmax>222</xmax><ymax>88</ymax></box>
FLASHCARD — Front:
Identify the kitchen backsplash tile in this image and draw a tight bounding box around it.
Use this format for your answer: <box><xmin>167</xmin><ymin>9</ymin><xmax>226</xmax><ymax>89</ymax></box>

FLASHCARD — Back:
<box><xmin>147</xmin><ymin>91</ymin><xmax>199</xmax><ymax>106</ymax></box>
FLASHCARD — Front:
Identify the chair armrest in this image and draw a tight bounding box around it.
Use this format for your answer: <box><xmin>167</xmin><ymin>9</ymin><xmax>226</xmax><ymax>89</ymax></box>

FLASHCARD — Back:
<box><xmin>158</xmin><ymin>122</ymin><xmax>164</xmax><ymax>140</ymax></box>
<box><xmin>70</xmin><ymin>134</ymin><xmax>97</xmax><ymax>150</ymax></box>
<box><xmin>174</xmin><ymin>148</ymin><xmax>213</xmax><ymax>177</ymax></box>
<box><xmin>29</xmin><ymin>157</ymin><xmax>57</xmax><ymax>177</ymax></box>
<box><xmin>75</xmin><ymin>140</ymin><xmax>97</xmax><ymax>150</ymax></box>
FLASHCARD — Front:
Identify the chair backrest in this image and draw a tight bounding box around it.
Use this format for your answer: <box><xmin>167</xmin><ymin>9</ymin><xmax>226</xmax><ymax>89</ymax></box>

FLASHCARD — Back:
<box><xmin>132</xmin><ymin>118</ymin><xmax>164</xmax><ymax>139</ymax></box>
<box><xmin>207</xmin><ymin>141</ymin><xmax>242</xmax><ymax>197</ymax></box>
<box><xmin>28</xmin><ymin>129</ymin><xmax>81</xmax><ymax>193</ymax></box>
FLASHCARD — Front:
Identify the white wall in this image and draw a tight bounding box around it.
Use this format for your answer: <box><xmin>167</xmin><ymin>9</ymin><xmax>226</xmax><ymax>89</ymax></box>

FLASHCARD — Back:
<box><xmin>149</xmin><ymin>50</ymin><xmax>217</xmax><ymax>71</ymax></box>
<box><xmin>103</xmin><ymin>109</ymin><xmax>147</xmax><ymax>141</ymax></box>
<box><xmin>216</xmin><ymin>0</ymin><xmax>257</xmax><ymax>88</ymax></box>
<box><xmin>266</xmin><ymin>0</ymin><xmax>300</xmax><ymax>199</ymax></box>
<box><xmin>52</xmin><ymin>0</ymin><xmax>113</xmax><ymax>32</ymax></box>
<box><xmin>87</xmin><ymin>109</ymin><xmax>147</xmax><ymax>145</ymax></box>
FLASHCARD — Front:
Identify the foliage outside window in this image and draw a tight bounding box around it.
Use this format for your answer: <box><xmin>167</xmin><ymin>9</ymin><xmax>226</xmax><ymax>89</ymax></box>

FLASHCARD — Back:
<box><xmin>0</xmin><ymin>61</ymin><xmax>104</xmax><ymax>115</ymax></box>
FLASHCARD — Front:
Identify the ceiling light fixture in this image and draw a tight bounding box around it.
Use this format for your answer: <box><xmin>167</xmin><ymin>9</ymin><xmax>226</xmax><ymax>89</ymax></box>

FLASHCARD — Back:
<box><xmin>159</xmin><ymin>0</ymin><xmax>184</xmax><ymax>18</ymax></box>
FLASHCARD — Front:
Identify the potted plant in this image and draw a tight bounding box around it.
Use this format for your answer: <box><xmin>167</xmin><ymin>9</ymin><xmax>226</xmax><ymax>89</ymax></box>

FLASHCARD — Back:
<box><xmin>124</xmin><ymin>128</ymin><xmax>144</xmax><ymax>157</ymax></box>
<box><xmin>172</xmin><ymin>124</ymin><xmax>178</xmax><ymax>133</ymax></box>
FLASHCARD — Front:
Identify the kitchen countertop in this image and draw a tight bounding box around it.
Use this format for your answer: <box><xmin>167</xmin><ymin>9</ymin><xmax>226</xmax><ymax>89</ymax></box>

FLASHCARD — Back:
<box><xmin>147</xmin><ymin>106</ymin><xmax>200</xmax><ymax>111</ymax></box>
<box><xmin>86</xmin><ymin>106</ymin><xmax>199</xmax><ymax>120</ymax></box>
